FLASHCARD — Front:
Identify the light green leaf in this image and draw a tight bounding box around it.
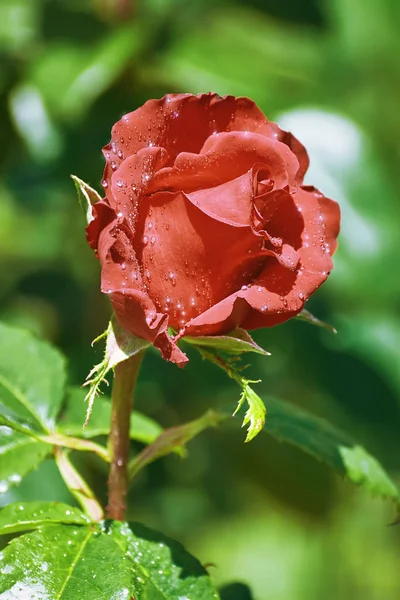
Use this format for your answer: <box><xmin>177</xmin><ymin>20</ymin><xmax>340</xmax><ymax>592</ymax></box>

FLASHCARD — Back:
<box><xmin>71</xmin><ymin>175</ymin><xmax>101</xmax><ymax>225</ymax></box>
<box><xmin>339</xmin><ymin>445</ymin><xmax>399</xmax><ymax>500</ymax></box>
<box><xmin>263</xmin><ymin>396</ymin><xmax>399</xmax><ymax>502</ymax></box>
<box><xmin>59</xmin><ymin>387</ymin><xmax>162</xmax><ymax>444</ymax></box>
<box><xmin>129</xmin><ymin>410</ymin><xmax>225</xmax><ymax>480</ymax></box>
<box><xmin>197</xmin><ymin>347</ymin><xmax>266</xmax><ymax>441</ymax></box>
<box><xmin>0</xmin><ymin>428</ymin><xmax>50</xmax><ymax>494</ymax></box>
<box><xmin>183</xmin><ymin>328</ymin><xmax>270</xmax><ymax>356</ymax></box>
<box><xmin>0</xmin><ymin>502</ymin><xmax>89</xmax><ymax>535</ymax></box>
<box><xmin>84</xmin><ymin>318</ymin><xmax>149</xmax><ymax>426</ymax></box>
<box><xmin>0</xmin><ymin>321</ymin><xmax>66</xmax><ymax>431</ymax></box>
<box><xmin>295</xmin><ymin>309</ymin><xmax>337</xmax><ymax>334</ymax></box>
<box><xmin>233</xmin><ymin>383</ymin><xmax>267</xmax><ymax>443</ymax></box>
<box><xmin>0</xmin><ymin>522</ymin><xmax>219</xmax><ymax>599</ymax></box>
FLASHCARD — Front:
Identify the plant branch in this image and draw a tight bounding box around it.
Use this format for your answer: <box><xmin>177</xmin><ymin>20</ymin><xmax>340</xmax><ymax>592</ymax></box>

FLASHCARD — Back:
<box><xmin>106</xmin><ymin>351</ymin><xmax>144</xmax><ymax>520</ymax></box>
<box><xmin>54</xmin><ymin>447</ymin><xmax>104</xmax><ymax>521</ymax></box>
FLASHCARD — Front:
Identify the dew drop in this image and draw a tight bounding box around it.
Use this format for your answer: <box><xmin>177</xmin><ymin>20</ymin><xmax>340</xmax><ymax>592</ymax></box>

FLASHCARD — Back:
<box><xmin>116</xmin><ymin>179</ymin><xmax>124</xmax><ymax>188</ymax></box>
<box><xmin>298</xmin><ymin>292</ymin><xmax>305</xmax><ymax>300</ymax></box>
<box><xmin>117</xmin><ymin>149</ymin><xmax>124</xmax><ymax>159</ymax></box>
<box><xmin>150</xmin><ymin>236</ymin><xmax>156</xmax><ymax>244</ymax></box>
<box><xmin>111</xmin><ymin>160</ymin><xmax>117</xmax><ymax>171</ymax></box>
<box><xmin>143</xmin><ymin>235</ymin><xmax>149</xmax><ymax>245</ymax></box>
<box><xmin>148</xmin><ymin>222</ymin><xmax>153</xmax><ymax>230</ymax></box>
<box><xmin>101</xmin><ymin>179</ymin><xmax>108</xmax><ymax>188</ymax></box>
<box><xmin>260</xmin><ymin>305</ymin><xmax>267</xmax><ymax>312</ymax></box>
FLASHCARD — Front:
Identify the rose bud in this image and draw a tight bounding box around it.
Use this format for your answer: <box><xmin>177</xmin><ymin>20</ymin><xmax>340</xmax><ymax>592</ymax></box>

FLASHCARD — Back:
<box><xmin>86</xmin><ymin>93</ymin><xmax>340</xmax><ymax>366</ymax></box>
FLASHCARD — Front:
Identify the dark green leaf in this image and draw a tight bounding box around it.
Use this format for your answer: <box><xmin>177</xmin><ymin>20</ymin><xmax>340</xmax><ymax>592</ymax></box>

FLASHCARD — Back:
<box><xmin>59</xmin><ymin>387</ymin><xmax>162</xmax><ymax>444</ymax></box>
<box><xmin>0</xmin><ymin>428</ymin><xmax>50</xmax><ymax>494</ymax></box>
<box><xmin>129</xmin><ymin>410</ymin><xmax>226</xmax><ymax>479</ymax></box>
<box><xmin>115</xmin><ymin>521</ymin><xmax>220</xmax><ymax>599</ymax></box>
<box><xmin>0</xmin><ymin>322</ymin><xmax>66</xmax><ymax>431</ymax></box>
<box><xmin>263</xmin><ymin>396</ymin><xmax>399</xmax><ymax>502</ymax></box>
<box><xmin>220</xmin><ymin>583</ymin><xmax>255</xmax><ymax>600</ymax></box>
<box><xmin>184</xmin><ymin>328</ymin><xmax>270</xmax><ymax>356</ymax></box>
<box><xmin>0</xmin><ymin>502</ymin><xmax>89</xmax><ymax>535</ymax></box>
<box><xmin>0</xmin><ymin>522</ymin><xmax>220</xmax><ymax>599</ymax></box>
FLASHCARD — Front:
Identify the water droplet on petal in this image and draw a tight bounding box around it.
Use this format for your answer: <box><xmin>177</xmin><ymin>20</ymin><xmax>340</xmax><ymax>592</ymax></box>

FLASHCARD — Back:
<box><xmin>260</xmin><ymin>305</ymin><xmax>267</xmax><ymax>312</ymax></box>
<box><xmin>101</xmin><ymin>179</ymin><xmax>108</xmax><ymax>188</ymax></box>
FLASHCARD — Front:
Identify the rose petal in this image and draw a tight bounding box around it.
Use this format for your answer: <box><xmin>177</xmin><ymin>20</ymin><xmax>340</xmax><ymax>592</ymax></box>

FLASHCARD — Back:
<box><xmin>149</xmin><ymin>131</ymin><xmax>299</xmax><ymax>196</ymax></box>
<box><xmin>131</xmin><ymin>190</ymin><xmax>265</xmax><ymax>329</ymax></box>
<box><xmin>111</xmin><ymin>290</ymin><xmax>188</xmax><ymax>366</ymax></box>
<box><xmin>182</xmin><ymin>187</ymin><xmax>340</xmax><ymax>335</ymax></box>
<box><xmin>86</xmin><ymin>199</ymin><xmax>115</xmax><ymax>250</ymax></box>
<box><xmin>102</xmin><ymin>93</ymin><xmax>306</xmax><ymax>189</ymax></box>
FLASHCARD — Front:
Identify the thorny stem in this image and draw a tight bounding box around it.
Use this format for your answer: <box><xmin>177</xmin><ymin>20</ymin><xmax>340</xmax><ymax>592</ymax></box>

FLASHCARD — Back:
<box><xmin>106</xmin><ymin>351</ymin><xmax>144</xmax><ymax>520</ymax></box>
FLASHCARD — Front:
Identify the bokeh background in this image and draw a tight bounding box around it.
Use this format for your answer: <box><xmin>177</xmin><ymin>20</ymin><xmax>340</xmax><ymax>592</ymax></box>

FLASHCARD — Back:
<box><xmin>1</xmin><ymin>0</ymin><xmax>400</xmax><ymax>597</ymax></box>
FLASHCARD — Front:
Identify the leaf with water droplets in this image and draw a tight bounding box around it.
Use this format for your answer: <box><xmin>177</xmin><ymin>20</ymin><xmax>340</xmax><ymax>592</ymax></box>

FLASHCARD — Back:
<box><xmin>295</xmin><ymin>309</ymin><xmax>337</xmax><ymax>334</ymax></box>
<box><xmin>183</xmin><ymin>328</ymin><xmax>270</xmax><ymax>356</ymax></box>
<box><xmin>0</xmin><ymin>428</ymin><xmax>50</xmax><ymax>494</ymax></box>
<box><xmin>129</xmin><ymin>410</ymin><xmax>226</xmax><ymax>480</ymax></box>
<box><xmin>59</xmin><ymin>387</ymin><xmax>162</xmax><ymax>444</ymax></box>
<box><xmin>0</xmin><ymin>502</ymin><xmax>89</xmax><ymax>535</ymax></box>
<box><xmin>113</xmin><ymin>521</ymin><xmax>220</xmax><ymax>599</ymax></box>
<box><xmin>71</xmin><ymin>175</ymin><xmax>102</xmax><ymax>225</ymax></box>
<box><xmin>262</xmin><ymin>396</ymin><xmax>399</xmax><ymax>502</ymax></box>
<box><xmin>84</xmin><ymin>317</ymin><xmax>150</xmax><ymax>426</ymax></box>
<box><xmin>0</xmin><ymin>521</ymin><xmax>220</xmax><ymax>599</ymax></box>
<box><xmin>0</xmin><ymin>524</ymin><xmax>134</xmax><ymax>599</ymax></box>
<box><xmin>0</xmin><ymin>321</ymin><xmax>66</xmax><ymax>432</ymax></box>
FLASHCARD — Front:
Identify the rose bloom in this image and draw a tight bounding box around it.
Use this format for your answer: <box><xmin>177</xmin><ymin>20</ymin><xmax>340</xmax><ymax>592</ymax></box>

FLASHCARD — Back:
<box><xmin>87</xmin><ymin>93</ymin><xmax>340</xmax><ymax>366</ymax></box>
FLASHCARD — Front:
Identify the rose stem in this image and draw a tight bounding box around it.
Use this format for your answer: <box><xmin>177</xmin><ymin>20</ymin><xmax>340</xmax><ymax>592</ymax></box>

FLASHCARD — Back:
<box><xmin>106</xmin><ymin>351</ymin><xmax>144</xmax><ymax>520</ymax></box>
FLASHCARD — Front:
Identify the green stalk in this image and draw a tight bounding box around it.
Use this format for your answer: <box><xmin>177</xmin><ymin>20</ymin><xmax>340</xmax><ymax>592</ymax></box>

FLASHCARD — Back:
<box><xmin>106</xmin><ymin>351</ymin><xmax>144</xmax><ymax>520</ymax></box>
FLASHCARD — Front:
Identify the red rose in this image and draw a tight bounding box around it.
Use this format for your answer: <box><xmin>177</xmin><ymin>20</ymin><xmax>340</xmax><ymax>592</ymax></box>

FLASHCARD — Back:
<box><xmin>87</xmin><ymin>93</ymin><xmax>340</xmax><ymax>366</ymax></box>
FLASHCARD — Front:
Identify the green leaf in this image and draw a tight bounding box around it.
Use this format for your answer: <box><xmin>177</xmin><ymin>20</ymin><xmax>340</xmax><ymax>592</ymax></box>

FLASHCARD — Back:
<box><xmin>295</xmin><ymin>309</ymin><xmax>337</xmax><ymax>334</ymax></box>
<box><xmin>220</xmin><ymin>583</ymin><xmax>255</xmax><ymax>600</ymax></box>
<box><xmin>197</xmin><ymin>347</ymin><xmax>266</xmax><ymax>442</ymax></box>
<box><xmin>339</xmin><ymin>445</ymin><xmax>399</xmax><ymax>500</ymax></box>
<box><xmin>129</xmin><ymin>410</ymin><xmax>226</xmax><ymax>480</ymax></box>
<box><xmin>71</xmin><ymin>175</ymin><xmax>101</xmax><ymax>225</ymax></box>
<box><xmin>233</xmin><ymin>382</ymin><xmax>267</xmax><ymax>443</ymax></box>
<box><xmin>59</xmin><ymin>387</ymin><xmax>162</xmax><ymax>444</ymax></box>
<box><xmin>183</xmin><ymin>328</ymin><xmax>270</xmax><ymax>356</ymax></box>
<box><xmin>84</xmin><ymin>317</ymin><xmax>150</xmax><ymax>426</ymax></box>
<box><xmin>0</xmin><ymin>321</ymin><xmax>66</xmax><ymax>431</ymax></box>
<box><xmin>0</xmin><ymin>521</ymin><xmax>219</xmax><ymax>599</ymax></box>
<box><xmin>263</xmin><ymin>396</ymin><xmax>399</xmax><ymax>502</ymax></box>
<box><xmin>0</xmin><ymin>428</ymin><xmax>50</xmax><ymax>494</ymax></box>
<box><xmin>0</xmin><ymin>502</ymin><xmax>90</xmax><ymax>535</ymax></box>
<box><xmin>0</xmin><ymin>524</ymin><xmax>134</xmax><ymax>599</ymax></box>
<box><xmin>115</xmin><ymin>521</ymin><xmax>220</xmax><ymax>599</ymax></box>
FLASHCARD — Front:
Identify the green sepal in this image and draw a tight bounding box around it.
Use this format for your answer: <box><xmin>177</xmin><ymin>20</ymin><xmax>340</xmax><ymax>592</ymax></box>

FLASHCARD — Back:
<box><xmin>83</xmin><ymin>318</ymin><xmax>149</xmax><ymax>426</ymax></box>
<box><xmin>295</xmin><ymin>309</ymin><xmax>337</xmax><ymax>334</ymax></box>
<box><xmin>71</xmin><ymin>174</ymin><xmax>102</xmax><ymax>225</ymax></box>
<box><xmin>183</xmin><ymin>327</ymin><xmax>270</xmax><ymax>356</ymax></box>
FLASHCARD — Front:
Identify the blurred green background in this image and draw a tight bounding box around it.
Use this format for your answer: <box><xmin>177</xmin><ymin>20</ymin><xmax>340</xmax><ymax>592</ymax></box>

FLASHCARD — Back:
<box><xmin>1</xmin><ymin>0</ymin><xmax>400</xmax><ymax>597</ymax></box>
